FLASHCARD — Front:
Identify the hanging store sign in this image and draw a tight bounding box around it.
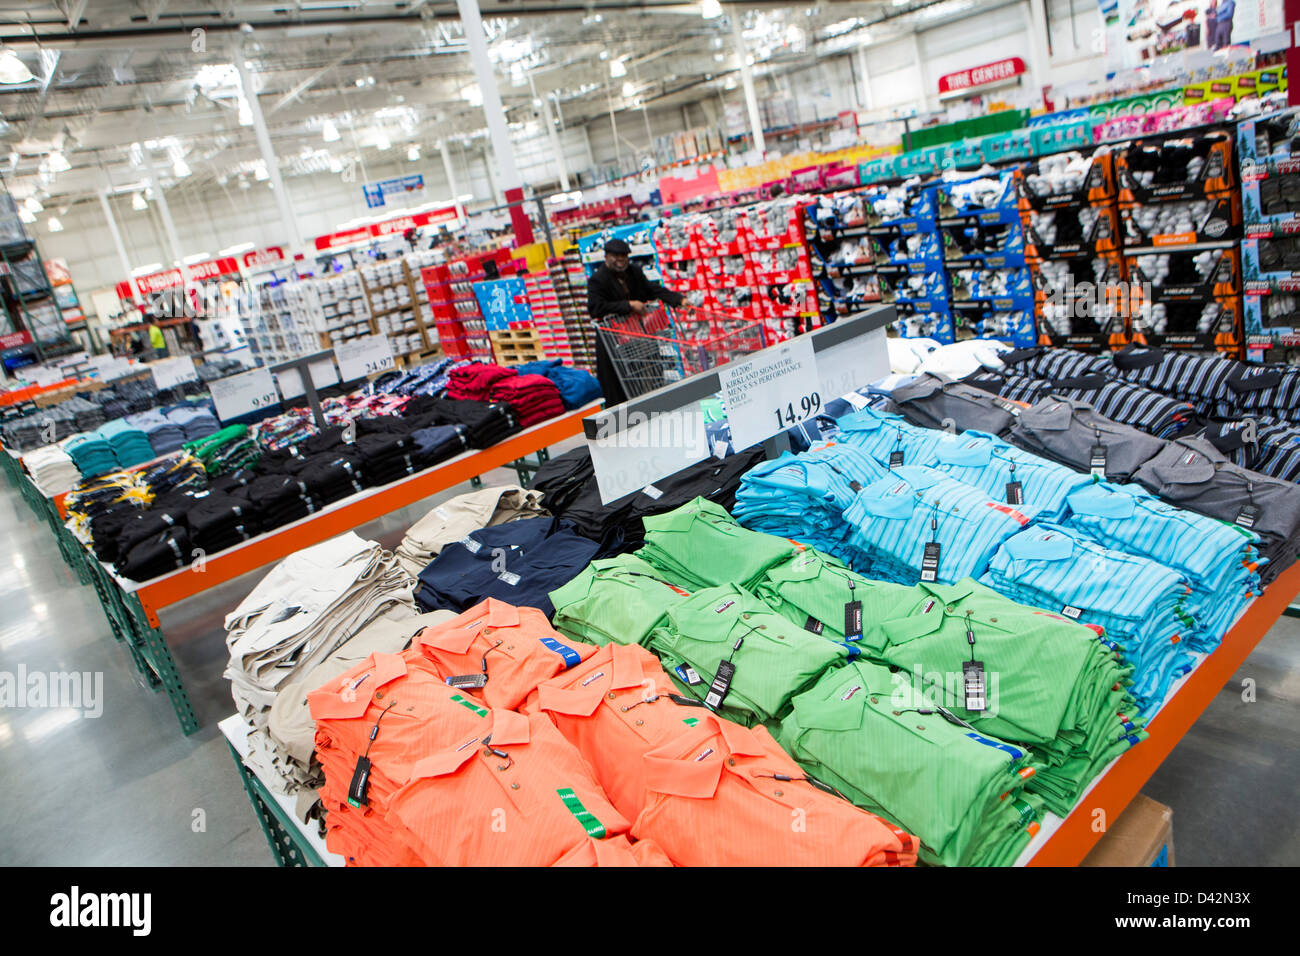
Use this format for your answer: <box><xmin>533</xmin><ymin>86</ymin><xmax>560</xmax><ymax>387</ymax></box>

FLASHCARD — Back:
<box><xmin>115</xmin><ymin>257</ymin><xmax>241</xmax><ymax>300</ymax></box>
<box><xmin>938</xmin><ymin>57</ymin><xmax>1027</xmax><ymax>94</ymax></box>
<box><xmin>243</xmin><ymin>246</ymin><xmax>287</xmax><ymax>268</ymax></box>
<box><xmin>313</xmin><ymin>206</ymin><xmax>461</xmax><ymax>250</ymax></box>
<box><xmin>362</xmin><ymin>174</ymin><xmax>426</xmax><ymax>209</ymax></box>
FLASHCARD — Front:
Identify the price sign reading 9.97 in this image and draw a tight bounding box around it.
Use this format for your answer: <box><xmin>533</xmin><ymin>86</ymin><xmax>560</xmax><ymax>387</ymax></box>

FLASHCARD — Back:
<box><xmin>773</xmin><ymin>392</ymin><xmax>821</xmax><ymax>430</ymax></box>
<box><xmin>208</xmin><ymin>366</ymin><xmax>280</xmax><ymax>423</ymax></box>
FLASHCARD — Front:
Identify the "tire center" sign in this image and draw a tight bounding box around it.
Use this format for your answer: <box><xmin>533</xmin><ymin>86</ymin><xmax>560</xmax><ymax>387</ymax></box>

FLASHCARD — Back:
<box><xmin>938</xmin><ymin>57</ymin><xmax>1027</xmax><ymax>94</ymax></box>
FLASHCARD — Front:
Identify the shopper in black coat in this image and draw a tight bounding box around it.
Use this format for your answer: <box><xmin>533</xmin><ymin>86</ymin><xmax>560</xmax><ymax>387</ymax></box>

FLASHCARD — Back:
<box><xmin>586</xmin><ymin>238</ymin><xmax>685</xmax><ymax>405</ymax></box>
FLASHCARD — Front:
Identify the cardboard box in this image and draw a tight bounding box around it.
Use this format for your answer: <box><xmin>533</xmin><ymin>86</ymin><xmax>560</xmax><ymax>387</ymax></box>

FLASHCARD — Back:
<box><xmin>1081</xmin><ymin>794</ymin><xmax>1174</xmax><ymax>867</ymax></box>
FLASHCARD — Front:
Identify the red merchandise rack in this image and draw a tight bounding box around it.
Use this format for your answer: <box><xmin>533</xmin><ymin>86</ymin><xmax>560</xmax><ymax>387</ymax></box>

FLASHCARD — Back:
<box><xmin>422</xmin><ymin>248</ymin><xmax>518</xmax><ymax>362</ymax></box>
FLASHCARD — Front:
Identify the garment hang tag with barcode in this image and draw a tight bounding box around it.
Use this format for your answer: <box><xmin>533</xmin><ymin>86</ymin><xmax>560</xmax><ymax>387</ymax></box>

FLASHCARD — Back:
<box><xmin>498</xmin><ymin>571</ymin><xmax>521</xmax><ymax>586</ymax></box>
<box><xmin>642</xmin><ymin>484</ymin><xmax>663</xmax><ymax>500</ymax></box>
<box><xmin>674</xmin><ymin>664</ymin><xmax>704</xmax><ymax>686</ymax></box>
<box><xmin>889</xmin><ymin>450</ymin><xmax>905</xmax><ymax>468</ymax></box>
<box><xmin>804</xmin><ymin>616</ymin><xmax>825</xmax><ymax>635</ymax></box>
<box><xmin>445</xmin><ymin>673</ymin><xmax>489</xmax><ymax>689</ymax></box>
<box><xmin>1005</xmin><ymin>481</ymin><xmax>1023</xmax><ymax>505</ymax></box>
<box><xmin>962</xmin><ymin>660</ymin><xmax>987</xmax><ymax>712</ymax></box>
<box><xmin>459</xmin><ymin>536</ymin><xmax>482</xmax><ymax>553</ymax></box>
<box><xmin>1235</xmin><ymin>504</ymin><xmax>1260</xmax><ymax>529</ymax></box>
<box><xmin>920</xmin><ymin>542</ymin><xmax>941</xmax><ymax>583</ymax></box>
<box><xmin>1089</xmin><ymin>444</ymin><xmax>1107</xmax><ymax>478</ymax></box>
<box><xmin>1061</xmin><ymin>605</ymin><xmax>1082</xmax><ymax>620</ymax></box>
<box><xmin>704</xmin><ymin>660</ymin><xmax>736</xmax><ymax>710</ymax></box>
<box><xmin>843</xmin><ymin>601</ymin><xmax>863</xmax><ymax>641</ymax></box>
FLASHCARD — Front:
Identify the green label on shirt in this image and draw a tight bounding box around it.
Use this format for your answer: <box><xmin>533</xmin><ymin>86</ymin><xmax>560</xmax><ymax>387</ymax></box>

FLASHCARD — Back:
<box><xmin>556</xmin><ymin>787</ymin><xmax>607</xmax><ymax>839</ymax></box>
<box><xmin>449</xmin><ymin>694</ymin><xmax>488</xmax><ymax>718</ymax></box>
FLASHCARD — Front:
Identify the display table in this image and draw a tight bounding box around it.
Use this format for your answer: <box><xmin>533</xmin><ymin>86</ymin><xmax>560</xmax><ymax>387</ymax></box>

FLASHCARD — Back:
<box><xmin>219</xmin><ymin>715</ymin><xmax>344</xmax><ymax>868</ymax></box>
<box><xmin>7</xmin><ymin>402</ymin><xmax>599</xmax><ymax>736</ymax></box>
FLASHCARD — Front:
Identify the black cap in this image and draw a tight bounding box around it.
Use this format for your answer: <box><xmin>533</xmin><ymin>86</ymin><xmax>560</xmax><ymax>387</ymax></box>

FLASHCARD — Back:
<box><xmin>604</xmin><ymin>238</ymin><xmax>630</xmax><ymax>255</ymax></box>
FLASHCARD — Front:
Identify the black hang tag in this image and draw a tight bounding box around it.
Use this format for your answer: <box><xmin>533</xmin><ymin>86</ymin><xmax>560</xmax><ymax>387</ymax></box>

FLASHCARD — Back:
<box><xmin>889</xmin><ymin>450</ymin><xmax>905</xmax><ymax>468</ymax></box>
<box><xmin>1235</xmin><ymin>504</ymin><xmax>1260</xmax><ymax>530</ymax></box>
<box><xmin>1061</xmin><ymin>605</ymin><xmax>1083</xmax><ymax>620</ymax></box>
<box><xmin>849</xmin><ymin>480</ymin><xmax>862</xmax><ymax>492</ymax></box>
<box><xmin>1089</xmin><ymin>444</ymin><xmax>1107</xmax><ymax>478</ymax></box>
<box><xmin>347</xmin><ymin>755</ymin><xmax>373</xmax><ymax>808</ymax></box>
<box><xmin>445</xmin><ymin>673</ymin><xmax>489</xmax><ymax>689</ymax></box>
<box><xmin>804</xmin><ymin>616</ymin><xmax>825</xmax><ymax>635</ymax></box>
<box><xmin>843</xmin><ymin>601</ymin><xmax>863</xmax><ymax>641</ymax></box>
<box><xmin>920</xmin><ymin>542</ymin><xmax>941</xmax><ymax>583</ymax></box>
<box><xmin>1005</xmin><ymin>481</ymin><xmax>1023</xmax><ymax>505</ymax></box>
<box><xmin>704</xmin><ymin>660</ymin><xmax>736</xmax><ymax>710</ymax></box>
<box><xmin>667</xmin><ymin>693</ymin><xmax>709</xmax><ymax>708</ymax></box>
<box><xmin>962</xmin><ymin>660</ymin><xmax>987</xmax><ymax>712</ymax></box>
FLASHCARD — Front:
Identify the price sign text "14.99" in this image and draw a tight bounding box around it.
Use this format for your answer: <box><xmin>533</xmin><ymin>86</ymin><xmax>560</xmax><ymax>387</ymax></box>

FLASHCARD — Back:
<box><xmin>717</xmin><ymin>335</ymin><xmax>819</xmax><ymax>450</ymax></box>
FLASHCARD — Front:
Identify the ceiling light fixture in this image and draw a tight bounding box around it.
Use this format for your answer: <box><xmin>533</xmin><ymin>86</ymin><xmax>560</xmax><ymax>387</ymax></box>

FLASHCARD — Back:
<box><xmin>253</xmin><ymin>163</ymin><xmax>268</xmax><ymax>181</ymax></box>
<box><xmin>23</xmin><ymin>196</ymin><xmax>42</xmax><ymax>214</ymax></box>
<box><xmin>173</xmin><ymin>157</ymin><xmax>192</xmax><ymax>177</ymax></box>
<box><xmin>47</xmin><ymin>217</ymin><xmax>63</xmax><ymax>232</ymax></box>
<box><xmin>132</xmin><ymin>192</ymin><xmax>148</xmax><ymax>210</ymax></box>
<box><xmin>322</xmin><ymin>119</ymin><xmax>340</xmax><ymax>142</ymax></box>
<box><xmin>609</xmin><ymin>58</ymin><xmax>627</xmax><ymax>78</ymax></box>
<box><xmin>47</xmin><ymin>150</ymin><xmax>71</xmax><ymax>173</ymax></box>
<box><xmin>238</xmin><ymin>97</ymin><xmax>253</xmax><ymax>126</ymax></box>
<box><xmin>701</xmin><ymin>0</ymin><xmax>723</xmax><ymax>18</ymax></box>
<box><xmin>461</xmin><ymin>84</ymin><xmax>483</xmax><ymax>106</ymax></box>
<box><xmin>0</xmin><ymin>49</ymin><xmax>33</xmax><ymax>85</ymax></box>
<box><xmin>407</xmin><ymin>144</ymin><xmax>420</xmax><ymax>161</ymax></box>
<box><xmin>18</xmin><ymin>208</ymin><xmax>34</xmax><ymax>224</ymax></box>
<box><xmin>218</xmin><ymin>242</ymin><xmax>254</xmax><ymax>255</ymax></box>
<box><xmin>621</xmin><ymin>81</ymin><xmax>636</xmax><ymax>98</ymax></box>
<box><xmin>375</xmin><ymin>133</ymin><xmax>391</xmax><ymax>150</ymax></box>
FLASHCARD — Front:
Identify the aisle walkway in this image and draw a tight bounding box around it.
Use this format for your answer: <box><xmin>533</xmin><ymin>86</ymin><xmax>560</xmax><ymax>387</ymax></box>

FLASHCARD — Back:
<box><xmin>0</xmin><ymin>459</ymin><xmax>1296</xmax><ymax>866</ymax></box>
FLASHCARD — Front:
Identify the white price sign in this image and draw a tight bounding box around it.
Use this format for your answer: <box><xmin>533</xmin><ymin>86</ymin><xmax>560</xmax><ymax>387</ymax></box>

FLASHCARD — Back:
<box><xmin>149</xmin><ymin>356</ymin><xmax>199</xmax><ymax>391</ymax></box>
<box><xmin>208</xmin><ymin>366</ymin><xmax>280</xmax><ymax>422</ymax></box>
<box><xmin>334</xmin><ymin>335</ymin><xmax>395</xmax><ymax>381</ymax></box>
<box><xmin>718</xmin><ymin>336</ymin><xmax>821</xmax><ymax>451</ymax></box>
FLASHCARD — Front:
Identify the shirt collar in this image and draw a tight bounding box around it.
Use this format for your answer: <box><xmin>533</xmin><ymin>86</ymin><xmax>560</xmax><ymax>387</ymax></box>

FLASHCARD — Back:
<box><xmin>416</xmin><ymin>598</ymin><xmax>521</xmax><ymax>654</ymax></box>
<box><xmin>535</xmin><ymin>644</ymin><xmax>646</xmax><ymax>717</ymax></box>
<box><xmin>1003</xmin><ymin>526</ymin><xmax>1075</xmax><ymax>562</ymax></box>
<box><xmin>890</xmin><ymin>372</ymin><xmax>949</xmax><ymax>403</ymax></box>
<box><xmin>878</xmin><ymin>580</ymin><xmax>978</xmax><ymax>645</ymax></box>
<box><xmin>640</xmin><ymin>716</ymin><xmax>767</xmax><ymax>799</ymax></box>
<box><xmin>933</xmin><ymin>434</ymin><xmax>993</xmax><ymax>467</ymax></box>
<box><xmin>835</xmin><ymin>407</ymin><xmax>899</xmax><ymax>435</ymax></box>
<box><xmin>791</xmin><ymin>665</ymin><xmax>882</xmax><ymax>732</ymax></box>
<box><xmin>1066</xmin><ymin>483</ymin><xmax>1136</xmax><ymax>519</ymax></box>
<box><xmin>1148</xmin><ymin>440</ymin><xmax>1221</xmax><ymax>486</ymax></box>
<box><xmin>407</xmin><ymin>710</ymin><xmax>531</xmax><ymax>780</ymax></box>
<box><xmin>306</xmin><ymin>652</ymin><xmax>408</xmax><ymax>721</ymax></box>
<box><xmin>1023</xmin><ymin>396</ymin><xmax>1088</xmax><ymax>431</ymax></box>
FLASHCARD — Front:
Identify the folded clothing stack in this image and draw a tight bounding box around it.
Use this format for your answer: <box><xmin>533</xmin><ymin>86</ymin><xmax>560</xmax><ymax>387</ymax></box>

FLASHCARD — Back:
<box><xmin>1133</xmin><ymin>436</ymin><xmax>1300</xmax><ymax>584</ymax></box>
<box><xmin>64</xmin><ymin>433</ymin><xmax>118</xmax><ymax>478</ymax></box>
<box><xmin>114</xmin><ymin>524</ymin><xmax>194</xmax><ymax>581</ymax></box>
<box><xmin>445</xmin><ymin>361</ymin><xmax>517</xmax><ymax>401</ymax></box>
<box><xmin>353</xmin><ymin>432</ymin><xmax>420</xmax><ymax>486</ymax></box>
<box><xmin>288</xmin><ymin>448</ymin><xmax>366</xmax><ymax>505</ymax></box>
<box><xmin>126</xmin><ymin>409</ymin><xmax>186</xmax><ymax>457</ymax></box>
<box><xmin>197</xmin><ymin>358</ymin><xmax>248</xmax><ymax>381</ymax></box>
<box><xmin>509</xmin><ymin>358</ymin><xmax>602</xmax><ymax>409</ymax></box>
<box><xmin>395</xmin><ymin>484</ymin><xmax>548</xmax><ymax>578</ymax></box>
<box><xmin>1</xmin><ymin>415</ymin><xmax>48</xmax><ymax>451</ymax></box>
<box><xmin>255</xmin><ymin>407</ymin><xmax>319</xmax><ymax>452</ymax></box>
<box><xmin>489</xmin><ymin>372</ymin><xmax>565</xmax><ymax>428</ymax></box>
<box><xmin>890</xmin><ymin>372</ymin><xmax>1020</xmax><ymax>436</ymax></box>
<box><xmin>136</xmin><ymin>452</ymin><xmax>207</xmax><ymax>500</ymax></box>
<box><xmin>414</xmin><ymin>515</ymin><xmax>601</xmax><ymax>616</ymax></box>
<box><xmin>401</xmin><ymin>396</ymin><xmax>519</xmax><ymax>448</ymax></box>
<box><xmin>64</xmin><ymin>471</ymin><xmax>157</xmax><ymax>562</ymax></box>
<box><xmin>639</xmin><ymin>496</ymin><xmax>801</xmax><ymax>591</ymax></box>
<box><xmin>1193</xmin><ymin>416</ymin><xmax>1300</xmax><ymax>484</ymax></box>
<box><xmin>1007</xmin><ymin>395</ymin><xmax>1168</xmax><ymax>483</ymax></box>
<box><xmin>408</xmin><ymin>423</ymin><xmax>470</xmax><ymax>468</ymax></box>
<box><xmin>981</xmin><ymin>523</ymin><xmax>1198</xmax><ymax>710</ymax></box>
<box><xmin>248</xmin><ymin>473</ymin><xmax>319</xmax><ymax>526</ymax></box>
<box><xmin>185</xmin><ymin>424</ymin><xmax>260</xmax><ymax>476</ymax></box>
<box><xmin>96</xmin><ymin>418</ymin><xmax>156</xmax><ymax>469</ymax></box>
<box><xmin>24</xmin><ymin>443</ymin><xmax>80</xmax><ymax>495</ymax></box>
<box><xmin>166</xmin><ymin>403</ymin><xmax>220</xmax><ymax>442</ymax></box>
<box><xmin>224</xmin><ymin>532</ymin><xmax>415</xmax><ymax>732</ymax></box>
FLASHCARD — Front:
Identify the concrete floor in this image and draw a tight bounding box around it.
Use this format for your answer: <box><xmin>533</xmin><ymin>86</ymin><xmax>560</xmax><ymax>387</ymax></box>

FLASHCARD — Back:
<box><xmin>0</xmin><ymin>441</ymin><xmax>1297</xmax><ymax>866</ymax></box>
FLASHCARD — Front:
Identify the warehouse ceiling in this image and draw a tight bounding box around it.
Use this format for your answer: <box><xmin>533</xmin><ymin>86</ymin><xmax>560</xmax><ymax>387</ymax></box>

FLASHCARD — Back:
<box><xmin>0</xmin><ymin>0</ymin><xmax>985</xmax><ymax>210</ymax></box>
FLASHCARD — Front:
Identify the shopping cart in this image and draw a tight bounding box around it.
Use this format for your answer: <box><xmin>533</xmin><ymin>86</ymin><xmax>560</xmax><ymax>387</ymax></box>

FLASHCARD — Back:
<box><xmin>594</xmin><ymin>304</ymin><xmax>768</xmax><ymax>399</ymax></box>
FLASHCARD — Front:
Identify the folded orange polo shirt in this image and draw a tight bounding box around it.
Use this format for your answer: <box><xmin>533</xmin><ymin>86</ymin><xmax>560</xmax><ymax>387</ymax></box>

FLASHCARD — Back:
<box><xmin>632</xmin><ymin>715</ymin><xmax>920</xmax><ymax>867</ymax></box>
<box><xmin>412</xmin><ymin>598</ymin><xmax>597</xmax><ymax>711</ymax></box>
<box><xmin>529</xmin><ymin>641</ymin><xmax>714</xmax><ymax>821</ymax></box>
<box><xmin>386</xmin><ymin>709</ymin><xmax>636</xmax><ymax>866</ymax></box>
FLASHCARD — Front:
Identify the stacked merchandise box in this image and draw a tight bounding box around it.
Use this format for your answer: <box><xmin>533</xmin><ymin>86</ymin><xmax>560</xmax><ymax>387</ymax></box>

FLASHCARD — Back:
<box><xmin>422</xmin><ymin>249</ymin><xmax>515</xmax><ymax>362</ymax></box>
<box><xmin>244</xmin><ymin>275</ymin><xmax>322</xmax><ymax>364</ymax></box>
<box><xmin>556</xmin><ymin>249</ymin><xmax>601</xmax><ymax>371</ymax></box>
<box><xmin>745</xmin><ymin>197</ymin><xmax>819</xmax><ymax>342</ymax></box>
<box><xmin>1018</xmin><ymin>150</ymin><xmax>1128</xmax><ymax>351</ymax></box>
<box><xmin>520</xmin><ymin>270</ymin><xmax>583</xmax><ymax>368</ymax></box>
<box><xmin>472</xmin><ymin>276</ymin><xmax>543</xmax><ymax>366</ymax></box>
<box><xmin>804</xmin><ymin>187</ymin><xmax>885</xmax><ymax>324</ymax></box>
<box><xmin>1116</xmin><ymin>129</ymin><xmax>1242</xmax><ymax>354</ymax></box>
<box><xmin>936</xmin><ymin>169</ymin><xmax>1037</xmax><ymax>347</ymax></box>
<box><xmin>359</xmin><ymin>258</ymin><xmax>428</xmax><ymax>360</ymax></box>
<box><xmin>1239</xmin><ymin>107</ymin><xmax>1300</xmax><ymax>360</ymax></box>
<box><xmin>317</xmin><ymin>272</ymin><xmax>374</xmax><ymax>349</ymax></box>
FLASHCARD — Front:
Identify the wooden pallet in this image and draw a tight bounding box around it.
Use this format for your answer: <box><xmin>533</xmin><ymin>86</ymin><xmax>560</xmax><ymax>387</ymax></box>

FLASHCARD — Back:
<box><xmin>488</xmin><ymin>326</ymin><xmax>540</xmax><ymax>345</ymax></box>
<box><xmin>493</xmin><ymin>341</ymin><xmax>544</xmax><ymax>366</ymax></box>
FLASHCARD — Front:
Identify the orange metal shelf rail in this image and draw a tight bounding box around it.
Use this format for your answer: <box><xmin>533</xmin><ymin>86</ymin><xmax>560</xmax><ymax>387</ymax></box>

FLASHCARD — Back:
<box><xmin>1027</xmin><ymin>558</ymin><xmax>1300</xmax><ymax>866</ymax></box>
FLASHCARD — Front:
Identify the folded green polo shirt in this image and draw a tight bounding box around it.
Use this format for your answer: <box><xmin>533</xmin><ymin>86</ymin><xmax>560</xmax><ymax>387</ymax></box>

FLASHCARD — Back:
<box><xmin>638</xmin><ymin>496</ymin><xmax>801</xmax><ymax>590</ymax></box>
<box><xmin>549</xmin><ymin>553</ymin><xmax>693</xmax><ymax>648</ymax></box>
<box><xmin>647</xmin><ymin>583</ymin><xmax>848</xmax><ymax>726</ymax></box>
<box><xmin>775</xmin><ymin>659</ymin><xmax>1044</xmax><ymax>867</ymax></box>
<box><xmin>754</xmin><ymin>547</ymin><xmax>912</xmax><ymax>654</ymax></box>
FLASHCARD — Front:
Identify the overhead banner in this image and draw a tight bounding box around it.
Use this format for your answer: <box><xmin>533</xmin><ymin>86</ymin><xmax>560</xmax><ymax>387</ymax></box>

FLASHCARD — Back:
<box><xmin>362</xmin><ymin>174</ymin><xmax>425</xmax><ymax>209</ymax></box>
<box><xmin>938</xmin><ymin>57</ymin><xmax>1027</xmax><ymax>95</ymax></box>
<box><xmin>114</xmin><ymin>257</ymin><xmax>241</xmax><ymax>300</ymax></box>
<box><xmin>242</xmin><ymin>246</ymin><xmax>286</xmax><ymax>268</ymax></box>
<box><xmin>314</xmin><ymin>206</ymin><xmax>461</xmax><ymax>250</ymax></box>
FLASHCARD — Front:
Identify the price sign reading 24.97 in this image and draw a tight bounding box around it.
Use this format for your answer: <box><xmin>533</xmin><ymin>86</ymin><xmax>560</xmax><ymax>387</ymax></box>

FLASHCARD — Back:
<box><xmin>335</xmin><ymin>335</ymin><xmax>396</xmax><ymax>382</ymax></box>
<box><xmin>774</xmin><ymin>393</ymin><xmax>821</xmax><ymax>429</ymax></box>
